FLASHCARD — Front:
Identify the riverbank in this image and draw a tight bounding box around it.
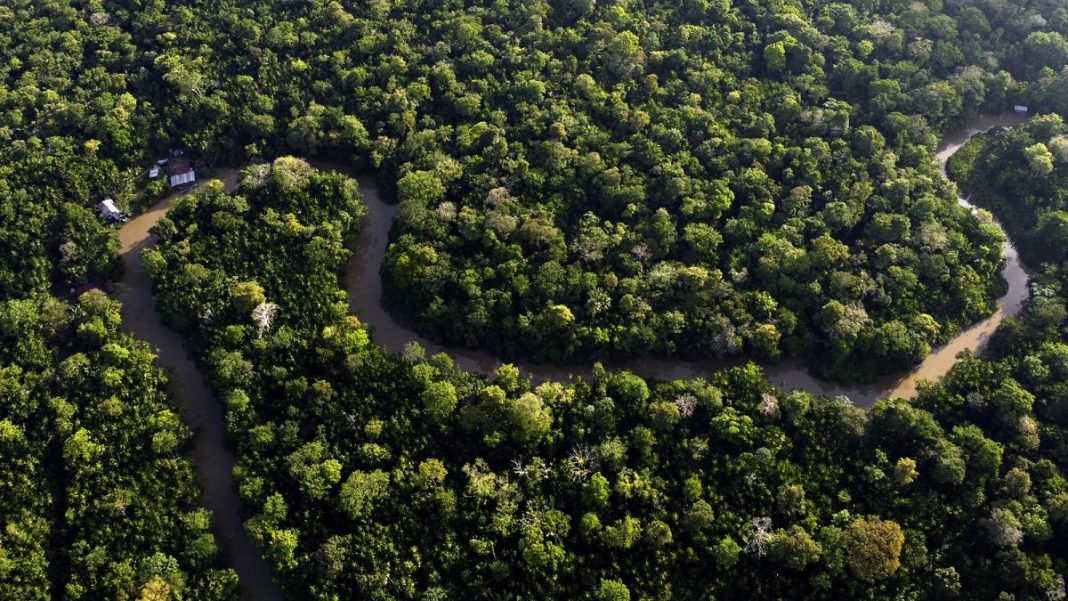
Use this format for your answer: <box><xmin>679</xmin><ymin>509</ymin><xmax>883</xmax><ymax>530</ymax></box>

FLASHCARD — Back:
<box><xmin>113</xmin><ymin>112</ymin><xmax>1030</xmax><ymax>596</ymax></box>
<box><xmin>343</xmin><ymin>113</ymin><xmax>1031</xmax><ymax>406</ymax></box>
<box><xmin>116</xmin><ymin>169</ymin><xmax>283</xmax><ymax>601</ymax></box>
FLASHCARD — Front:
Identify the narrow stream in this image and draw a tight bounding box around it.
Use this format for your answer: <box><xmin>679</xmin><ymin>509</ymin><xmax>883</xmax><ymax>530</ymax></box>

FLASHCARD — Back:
<box><xmin>117</xmin><ymin>169</ymin><xmax>282</xmax><ymax>601</ymax></box>
<box><xmin>344</xmin><ymin>112</ymin><xmax>1031</xmax><ymax>406</ymax></box>
<box><xmin>113</xmin><ymin>113</ymin><xmax>1027</xmax><ymax>598</ymax></box>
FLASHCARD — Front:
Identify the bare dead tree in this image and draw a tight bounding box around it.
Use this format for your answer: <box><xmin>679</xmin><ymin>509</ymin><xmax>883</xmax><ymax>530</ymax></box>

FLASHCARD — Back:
<box><xmin>251</xmin><ymin>302</ymin><xmax>280</xmax><ymax>337</ymax></box>
<box><xmin>511</xmin><ymin>458</ymin><xmax>528</xmax><ymax>479</ymax></box>
<box><xmin>675</xmin><ymin>393</ymin><xmax>697</xmax><ymax>418</ymax></box>
<box><xmin>564</xmin><ymin>445</ymin><xmax>598</xmax><ymax>482</ymax></box>
<box><xmin>759</xmin><ymin>393</ymin><xmax>780</xmax><ymax>419</ymax></box>
<box><xmin>745</xmin><ymin>517</ymin><xmax>773</xmax><ymax>557</ymax></box>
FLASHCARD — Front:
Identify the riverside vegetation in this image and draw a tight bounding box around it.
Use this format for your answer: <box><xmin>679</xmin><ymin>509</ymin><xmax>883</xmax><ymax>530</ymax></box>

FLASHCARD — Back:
<box><xmin>2</xmin><ymin>0</ymin><xmax>1068</xmax><ymax>600</ymax></box>
<box><xmin>144</xmin><ymin>157</ymin><xmax>1068</xmax><ymax>600</ymax></box>
<box><xmin>0</xmin><ymin>291</ymin><xmax>238</xmax><ymax>599</ymax></box>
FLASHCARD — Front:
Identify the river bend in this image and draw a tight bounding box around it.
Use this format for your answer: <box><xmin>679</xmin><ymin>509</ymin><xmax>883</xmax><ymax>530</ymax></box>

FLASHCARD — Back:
<box><xmin>117</xmin><ymin>169</ymin><xmax>282</xmax><ymax>601</ymax></box>
<box><xmin>116</xmin><ymin>113</ymin><xmax>1027</xmax><ymax>596</ymax></box>
<box><xmin>344</xmin><ymin>112</ymin><xmax>1031</xmax><ymax>406</ymax></box>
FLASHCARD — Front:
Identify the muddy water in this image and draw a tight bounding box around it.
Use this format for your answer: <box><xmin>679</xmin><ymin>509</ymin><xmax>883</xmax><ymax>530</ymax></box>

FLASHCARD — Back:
<box><xmin>344</xmin><ymin>113</ymin><xmax>1031</xmax><ymax>406</ymax></box>
<box><xmin>879</xmin><ymin>112</ymin><xmax>1032</xmax><ymax>399</ymax></box>
<box><xmin>110</xmin><ymin>113</ymin><xmax>1027</xmax><ymax>596</ymax></box>
<box><xmin>117</xmin><ymin>169</ymin><xmax>283</xmax><ymax>601</ymax></box>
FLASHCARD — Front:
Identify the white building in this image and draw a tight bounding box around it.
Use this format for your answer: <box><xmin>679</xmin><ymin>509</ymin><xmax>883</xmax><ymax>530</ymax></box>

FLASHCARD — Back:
<box><xmin>1015</xmin><ymin>105</ymin><xmax>1029</xmax><ymax>114</ymax></box>
<box><xmin>167</xmin><ymin>154</ymin><xmax>196</xmax><ymax>189</ymax></box>
<box><xmin>169</xmin><ymin>169</ymin><xmax>196</xmax><ymax>188</ymax></box>
<box><xmin>98</xmin><ymin>198</ymin><xmax>125</xmax><ymax>221</ymax></box>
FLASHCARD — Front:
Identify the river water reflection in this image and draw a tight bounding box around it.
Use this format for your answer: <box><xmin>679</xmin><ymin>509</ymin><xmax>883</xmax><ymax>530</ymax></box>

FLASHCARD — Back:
<box><xmin>341</xmin><ymin>112</ymin><xmax>1030</xmax><ymax>407</ymax></box>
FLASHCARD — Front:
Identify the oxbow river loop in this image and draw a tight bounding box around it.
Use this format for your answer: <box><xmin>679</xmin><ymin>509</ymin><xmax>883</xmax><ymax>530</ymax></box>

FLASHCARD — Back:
<box><xmin>117</xmin><ymin>112</ymin><xmax>1028</xmax><ymax>596</ymax></box>
<box><xmin>342</xmin><ymin>112</ymin><xmax>1032</xmax><ymax>406</ymax></box>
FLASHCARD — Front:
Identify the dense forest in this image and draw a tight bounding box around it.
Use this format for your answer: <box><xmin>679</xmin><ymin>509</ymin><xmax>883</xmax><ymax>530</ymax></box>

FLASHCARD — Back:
<box><xmin>0</xmin><ymin>0</ymin><xmax>1066</xmax><ymax>379</ymax></box>
<box><xmin>0</xmin><ymin>291</ymin><xmax>237</xmax><ymax>599</ymax></box>
<box><xmin>376</xmin><ymin>0</ymin><xmax>1020</xmax><ymax>378</ymax></box>
<box><xmin>146</xmin><ymin>158</ymin><xmax>1068</xmax><ymax>600</ymax></box>
<box><xmin>948</xmin><ymin>112</ymin><xmax>1068</xmax><ymax>269</ymax></box>
<box><xmin>1</xmin><ymin>0</ymin><xmax>1068</xmax><ymax>600</ymax></box>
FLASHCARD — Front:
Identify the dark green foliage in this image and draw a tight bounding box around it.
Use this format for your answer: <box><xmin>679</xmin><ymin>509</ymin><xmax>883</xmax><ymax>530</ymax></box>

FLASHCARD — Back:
<box><xmin>0</xmin><ymin>293</ymin><xmax>236</xmax><ymax>600</ymax></box>
<box><xmin>2</xmin><ymin>0</ymin><xmax>1068</xmax><ymax>599</ymax></box>
<box><xmin>3</xmin><ymin>0</ymin><xmax>1058</xmax><ymax>380</ymax></box>
<box><xmin>148</xmin><ymin>166</ymin><xmax>1067</xmax><ymax>600</ymax></box>
<box><xmin>348</xmin><ymin>0</ymin><xmax>1048</xmax><ymax>380</ymax></box>
<box><xmin>949</xmin><ymin>114</ymin><xmax>1068</xmax><ymax>269</ymax></box>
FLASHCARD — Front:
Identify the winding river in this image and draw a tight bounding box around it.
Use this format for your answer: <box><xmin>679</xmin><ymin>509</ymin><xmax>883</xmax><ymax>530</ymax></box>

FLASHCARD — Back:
<box><xmin>117</xmin><ymin>113</ymin><xmax>1027</xmax><ymax>597</ymax></box>
<box><xmin>344</xmin><ymin>112</ymin><xmax>1032</xmax><ymax>406</ymax></box>
<box><xmin>117</xmin><ymin>169</ymin><xmax>282</xmax><ymax>601</ymax></box>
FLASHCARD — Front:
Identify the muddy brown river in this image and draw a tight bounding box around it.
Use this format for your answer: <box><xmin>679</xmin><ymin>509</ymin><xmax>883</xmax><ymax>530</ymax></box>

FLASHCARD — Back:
<box><xmin>117</xmin><ymin>113</ymin><xmax>1027</xmax><ymax>596</ymax></box>
<box><xmin>117</xmin><ymin>169</ymin><xmax>282</xmax><ymax>601</ymax></box>
<box><xmin>344</xmin><ymin>112</ymin><xmax>1031</xmax><ymax>406</ymax></box>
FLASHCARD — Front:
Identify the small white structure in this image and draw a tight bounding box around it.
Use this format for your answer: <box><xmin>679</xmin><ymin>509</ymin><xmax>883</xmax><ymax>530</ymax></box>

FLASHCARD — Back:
<box><xmin>167</xmin><ymin>154</ymin><xmax>196</xmax><ymax>189</ymax></box>
<box><xmin>1015</xmin><ymin>105</ymin><xmax>1029</xmax><ymax>114</ymax></box>
<box><xmin>148</xmin><ymin>165</ymin><xmax>160</xmax><ymax>179</ymax></box>
<box><xmin>98</xmin><ymin>199</ymin><xmax>125</xmax><ymax>222</ymax></box>
<box><xmin>169</xmin><ymin>169</ymin><xmax>196</xmax><ymax>188</ymax></box>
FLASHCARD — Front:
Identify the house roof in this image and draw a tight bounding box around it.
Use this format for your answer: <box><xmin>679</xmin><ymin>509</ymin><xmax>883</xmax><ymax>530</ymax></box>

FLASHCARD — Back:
<box><xmin>170</xmin><ymin>170</ymin><xmax>196</xmax><ymax>188</ymax></box>
<box><xmin>98</xmin><ymin>198</ymin><xmax>124</xmax><ymax>220</ymax></box>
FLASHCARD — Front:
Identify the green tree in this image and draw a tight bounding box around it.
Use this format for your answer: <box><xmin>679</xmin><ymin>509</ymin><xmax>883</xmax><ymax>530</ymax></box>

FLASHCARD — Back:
<box><xmin>842</xmin><ymin>516</ymin><xmax>905</xmax><ymax>580</ymax></box>
<box><xmin>768</xmin><ymin>526</ymin><xmax>822</xmax><ymax>571</ymax></box>
<box><xmin>507</xmin><ymin>392</ymin><xmax>553</xmax><ymax>444</ymax></box>
<box><xmin>595</xmin><ymin>579</ymin><xmax>631</xmax><ymax>601</ymax></box>
<box><xmin>422</xmin><ymin>381</ymin><xmax>459</xmax><ymax>422</ymax></box>
<box><xmin>339</xmin><ymin>470</ymin><xmax>390</xmax><ymax>520</ymax></box>
<box><xmin>231</xmin><ymin>281</ymin><xmax>267</xmax><ymax>313</ymax></box>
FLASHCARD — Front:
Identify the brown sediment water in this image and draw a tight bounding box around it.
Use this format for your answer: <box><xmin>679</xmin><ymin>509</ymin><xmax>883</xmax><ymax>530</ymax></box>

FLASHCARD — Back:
<box><xmin>112</xmin><ymin>113</ymin><xmax>1028</xmax><ymax>595</ymax></box>
<box><xmin>343</xmin><ymin>113</ymin><xmax>1032</xmax><ymax>406</ymax></box>
<box><xmin>879</xmin><ymin>112</ymin><xmax>1032</xmax><ymax>399</ymax></box>
<box><xmin>116</xmin><ymin>168</ymin><xmax>283</xmax><ymax>601</ymax></box>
